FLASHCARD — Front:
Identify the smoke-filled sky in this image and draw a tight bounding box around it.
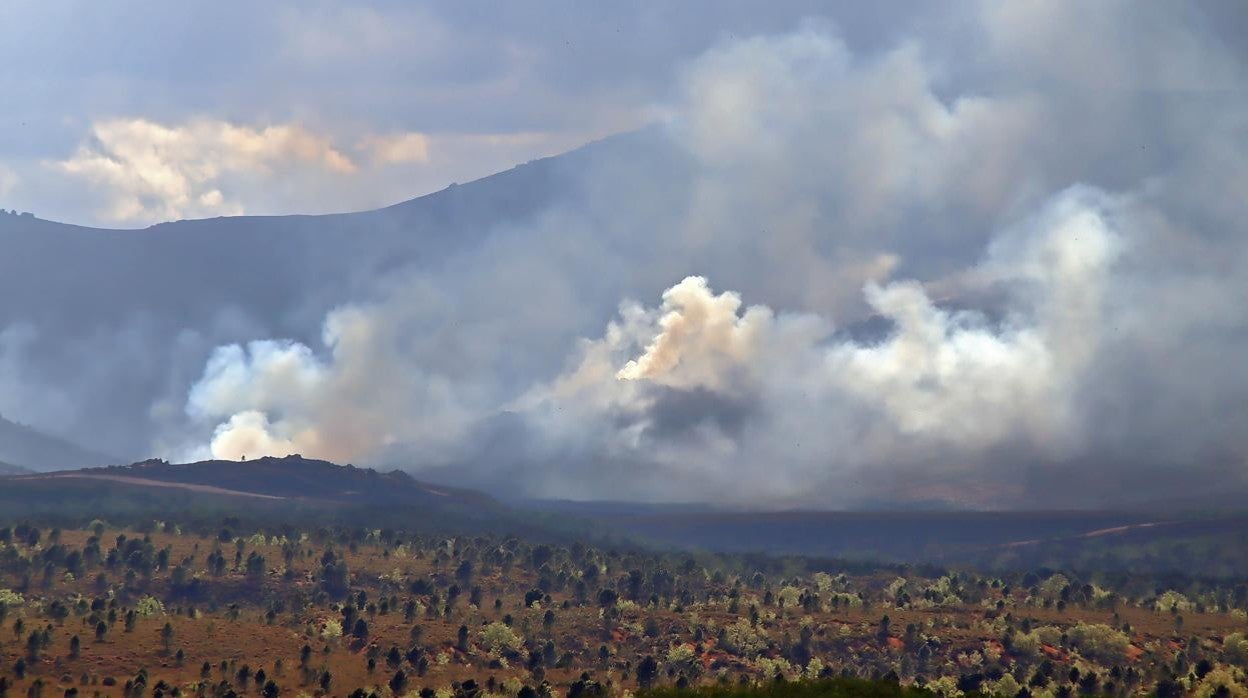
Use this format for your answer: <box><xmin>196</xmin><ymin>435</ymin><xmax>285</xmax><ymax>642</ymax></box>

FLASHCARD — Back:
<box><xmin>2</xmin><ymin>2</ymin><xmax>1248</xmax><ymax>508</ymax></box>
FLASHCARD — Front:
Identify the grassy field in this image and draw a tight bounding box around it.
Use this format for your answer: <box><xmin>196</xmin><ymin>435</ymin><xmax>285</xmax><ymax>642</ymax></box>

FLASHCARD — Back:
<box><xmin>0</xmin><ymin>520</ymin><xmax>1246</xmax><ymax>697</ymax></box>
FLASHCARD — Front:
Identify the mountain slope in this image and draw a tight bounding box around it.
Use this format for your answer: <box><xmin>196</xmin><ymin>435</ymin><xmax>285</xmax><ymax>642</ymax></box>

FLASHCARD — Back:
<box><xmin>0</xmin><ymin>455</ymin><xmax>545</xmax><ymax>538</ymax></box>
<box><xmin>0</xmin><ymin>130</ymin><xmax>669</xmax><ymax>461</ymax></box>
<box><xmin>0</xmin><ymin>414</ymin><xmax>116</xmax><ymax>471</ymax></box>
<box><xmin>103</xmin><ymin>455</ymin><xmax>497</xmax><ymax>507</ymax></box>
<box><xmin>13</xmin><ymin>454</ymin><xmax>497</xmax><ymax>507</ymax></box>
<box><xmin>0</xmin><ymin>460</ymin><xmax>31</xmax><ymax>476</ymax></box>
<box><xmin>0</xmin><ymin>133</ymin><xmax>625</xmax><ymax>334</ymax></box>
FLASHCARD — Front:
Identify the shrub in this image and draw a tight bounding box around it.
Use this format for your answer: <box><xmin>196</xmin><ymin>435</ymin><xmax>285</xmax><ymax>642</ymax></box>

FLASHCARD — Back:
<box><xmin>480</xmin><ymin>622</ymin><xmax>523</xmax><ymax>654</ymax></box>
<box><xmin>1067</xmin><ymin>622</ymin><xmax>1130</xmax><ymax>664</ymax></box>
<box><xmin>135</xmin><ymin>596</ymin><xmax>165</xmax><ymax>617</ymax></box>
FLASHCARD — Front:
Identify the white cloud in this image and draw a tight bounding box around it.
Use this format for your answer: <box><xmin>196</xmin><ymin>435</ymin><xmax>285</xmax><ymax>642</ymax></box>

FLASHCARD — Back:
<box><xmin>54</xmin><ymin>118</ymin><xmax>357</xmax><ymax>224</ymax></box>
<box><xmin>48</xmin><ymin>117</ymin><xmax>625</xmax><ymax>226</ymax></box>
<box><xmin>360</xmin><ymin>132</ymin><xmax>431</xmax><ymax>165</ymax></box>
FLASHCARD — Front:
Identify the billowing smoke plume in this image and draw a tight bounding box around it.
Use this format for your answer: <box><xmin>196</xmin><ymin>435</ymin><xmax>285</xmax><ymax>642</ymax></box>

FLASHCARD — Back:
<box><xmin>185</xmin><ymin>303</ymin><xmax>478</xmax><ymax>464</ymax></box>
<box><xmin>178</xmin><ymin>8</ymin><xmax>1248</xmax><ymax>506</ymax></box>
<box><xmin>508</xmin><ymin>187</ymin><xmax>1122</xmax><ymax>504</ymax></box>
<box><xmin>2</xmin><ymin>3</ymin><xmax>1241</xmax><ymax>507</ymax></box>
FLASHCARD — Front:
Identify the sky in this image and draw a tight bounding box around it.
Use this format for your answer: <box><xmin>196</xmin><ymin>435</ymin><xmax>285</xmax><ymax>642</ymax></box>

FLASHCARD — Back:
<box><xmin>2</xmin><ymin>2</ymin><xmax>1248</xmax><ymax>508</ymax></box>
<box><xmin>0</xmin><ymin>1</ymin><xmax>926</xmax><ymax>228</ymax></box>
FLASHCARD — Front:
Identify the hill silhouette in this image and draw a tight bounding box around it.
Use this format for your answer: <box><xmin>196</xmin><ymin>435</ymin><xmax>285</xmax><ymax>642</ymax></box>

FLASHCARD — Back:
<box><xmin>14</xmin><ymin>454</ymin><xmax>497</xmax><ymax>508</ymax></box>
<box><xmin>0</xmin><ymin>459</ymin><xmax>31</xmax><ymax>476</ymax></box>
<box><xmin>0</xmin><ymin>130</ymin><xmax>669</xmax><ymax>462</ymax></box>
<box><xmin>0</xmin><ymin>413</ymin><xmax>116</xmax><ymax>471</ymax></box>
<box><xmin>0</xmin><ymin>454</ymin><xmax>561</xmax><ymax>538</ymax></box>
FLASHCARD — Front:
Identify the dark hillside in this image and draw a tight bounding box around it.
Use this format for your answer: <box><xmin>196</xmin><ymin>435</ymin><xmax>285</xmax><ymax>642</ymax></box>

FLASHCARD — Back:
<box><xmin>0</xmin><ymin>459</ymin><xmax>31</xmax><ymax>476</ymax></box>
<box><xmin>0</xmin><ymin>129</ymin><xmax>674</xmax><ymax>460</ymax></box>
<box><xmin>0</xmin><ymin>456</ymin><xmax>542</xmax><ymax>536</ymax></box>
<box><xmin>93</xmin><ymin>454</ymin><xmax>499</xmax><ymax>508</ymax></box>
<box><xmin>0</xmin><ymin>413</ymin><xmax>116</xmax><ymax>471</ymax></box>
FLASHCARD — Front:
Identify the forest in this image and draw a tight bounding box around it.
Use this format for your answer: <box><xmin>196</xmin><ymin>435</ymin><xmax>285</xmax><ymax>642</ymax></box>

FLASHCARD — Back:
<box><xmin>0</xmin><ymin>510</ymin><xmax>1245</xmax><ymax>698</ymax></box>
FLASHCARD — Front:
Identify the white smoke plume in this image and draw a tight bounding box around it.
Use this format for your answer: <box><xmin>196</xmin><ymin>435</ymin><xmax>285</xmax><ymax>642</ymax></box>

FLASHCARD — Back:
<box><xmin>185</xmin><ymin>186</ymin><xmax>1127</xmax><ymax>505</ymax></box>
<box><xmin>506</xmin><ymin>187</ymin><xmax>1120</xmax><ymax>504</ymax></box>
<box><xmin>185</xmin><ymin>303</ymin><xmax>477</xmax><ymax>464</ymax></box>
<box><xmin>172</xmin><ymin>6</ymin><xmax>1248</xmax><ymax>507</ymax></box>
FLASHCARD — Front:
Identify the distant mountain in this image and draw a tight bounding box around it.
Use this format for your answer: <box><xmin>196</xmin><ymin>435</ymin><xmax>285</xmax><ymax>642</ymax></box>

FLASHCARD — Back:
<box><xmin>0</xmin><ymin>130</ymin><xmax>673</xmax><ymax>460</ymax></box>
<box><xmin>0</xmin><ymin>414</ymin><xmax>117</xmax><ymax>471</ymax></box>
<box><xmin>0</xmin><ymin>132</ymin><xmax>628</xmax><ymax>335</ymax></box>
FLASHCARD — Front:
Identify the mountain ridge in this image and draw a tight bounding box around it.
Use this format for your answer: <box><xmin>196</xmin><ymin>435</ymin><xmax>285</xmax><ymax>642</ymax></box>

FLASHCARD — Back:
<box><xmin>0</xmin><ymin>414</ymin><xmax>117</xmax><ymax>472</ymax></box>
<box><xmin>11</xmin><ymin>454</ymin><xmax>499</xmax><ymax>508</ymax></box>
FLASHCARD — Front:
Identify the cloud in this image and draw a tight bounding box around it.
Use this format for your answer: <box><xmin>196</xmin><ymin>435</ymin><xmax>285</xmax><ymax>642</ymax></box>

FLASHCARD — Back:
<box><xmin>360</xmin><ymin>133</ymin><xmax>431</xmax><ymax>165</ymax></box>
<box><xmin>54</xmin><ymin>118</ymin><xmax>357</xmax><ymax>223</ymax></box>
<box><xmin>48</xmin><ymin>117</ymin><xmax>624</xmax><ymax>226</ymax></box>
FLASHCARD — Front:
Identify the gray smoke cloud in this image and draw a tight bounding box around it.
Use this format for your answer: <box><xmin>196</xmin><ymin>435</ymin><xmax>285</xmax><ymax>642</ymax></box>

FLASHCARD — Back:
<box><xmin>2</xmin><ymin>3</ymin><xmax>1245</xmax><ymax>507</ymax></box>
<box><xmin>175</xmin><ymin>6</ymin><xmax>1248</xmax><ymax>507</ymax></box>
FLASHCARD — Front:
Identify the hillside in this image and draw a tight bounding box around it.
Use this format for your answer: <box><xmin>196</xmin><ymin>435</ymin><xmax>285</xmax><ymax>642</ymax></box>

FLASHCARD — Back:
<box><xmin>0</xmin><ymin>459</ymin><xmax>31</xmax><ymax>476</ymax></box>
<box><xmin>0</xmin><ymin>130</ymin><xmax>670</xmax><ymax>462</ymax></box>
<box><xmin>0</xmin><ymin>454</ymin><xmax>573</xmax><ymax>540</ymax></box>
<box><xmin>8</xmin><ymin>454</ymin><xmax>495</xmax><ymax>507</ymax></box>
<box><xmin>0</xmin><ymin>413</ymin><xmax>116</xmax><ymax>471</ymax></box>
<box><xmin>78</xmin><ymin>454</ymin><xmax>497</xmax><ymax>507</ymax></box>
<box><xmin>0</xmin><ymin>131</ymin><xmax>637</xmax><ymax>332</ymax></box>
<box><xmin>3</xmin><ymin>516</ymin><xmax>1241</xmax><ymax>698</ymax></box>
<box><xmin>516</xmin><ymin>503</ymin><xmax>1248</xmax><ymax>578</ymax></box>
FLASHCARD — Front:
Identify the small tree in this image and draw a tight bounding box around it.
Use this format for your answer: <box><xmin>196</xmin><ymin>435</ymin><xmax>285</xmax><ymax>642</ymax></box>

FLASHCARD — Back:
<box><xmin>246</xmin><ymin>552</ymin><xmax>266</xmax><ymax>582</ymax></box>
<box><xmin>389</xmin><ymin>670</ymin><xmax>407</xmax><ymax>694</ymax></box>
<box><xmin>351</xmin><ymin>618</ymin><xmax>368</xmax><ymax>640</ymax></box>
<box><xmin>637</xmin><ymin>655</ymin><xmax>659</xmax><ymax>689</ymax></box>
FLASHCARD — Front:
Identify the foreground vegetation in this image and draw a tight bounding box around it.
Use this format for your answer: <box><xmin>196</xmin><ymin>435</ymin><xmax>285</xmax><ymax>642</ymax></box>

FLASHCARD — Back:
<box><xmin>0</xmin><ymin>515</ymin><xmax>1246</xmax><ymax>698</ymax></box>
<box><xmin>641</xmin><ymin>676</ymin><xmax>937</xmax><ymax>698</ymax></box>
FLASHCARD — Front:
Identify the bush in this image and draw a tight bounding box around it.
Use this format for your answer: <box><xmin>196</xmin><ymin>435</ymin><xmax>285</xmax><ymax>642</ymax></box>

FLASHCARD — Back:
<box><xmin>134</xmin><ymin>596</ymin><xmax>165</xmax><ymax>617</ymax></box>
<box><xmin>480</xmin><ymin>622</ymin><xmax>523</xmax><ymax>654</ymax></box>
<box><xmin>640</xmin><ymin>676</ymin><xmax>935</xmax><ymax>698</ymax></box>
<box><xmin>1066</xmin><ymin>622</ymin><xmax>1130</xmax><ymax>664</ymax></box>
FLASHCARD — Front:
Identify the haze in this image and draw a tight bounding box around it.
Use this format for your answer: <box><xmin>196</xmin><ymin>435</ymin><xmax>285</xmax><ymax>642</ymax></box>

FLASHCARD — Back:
<box><xmin>2</xmin><ymin>1</ymin><xmax>1247</xmax><ymax>509</ymax></box>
